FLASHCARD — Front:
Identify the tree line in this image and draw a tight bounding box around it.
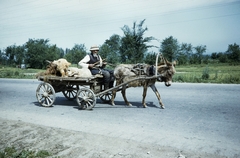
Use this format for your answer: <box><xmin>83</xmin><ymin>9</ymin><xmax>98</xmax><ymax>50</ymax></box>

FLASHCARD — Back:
<box><xmin>0</xmin><ymin>19</ymin><xmax>239</xmax><ymax>69</ymax></box>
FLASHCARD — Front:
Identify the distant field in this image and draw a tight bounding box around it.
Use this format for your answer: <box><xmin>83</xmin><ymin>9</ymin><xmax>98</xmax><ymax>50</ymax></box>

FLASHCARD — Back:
<box><xmin>173</xmin><ymin>63</ymin><xmax>240</xmax><ymax>84</ymax></box>
<box><xmin>0</xmin><ymin>66</ymin><xmax>43</xmax><ymax>79</ymax></box>
<box><xmin>1</xmin><ymin>63</ymin><xmax>240</xmax><ymax>84</ymax></box>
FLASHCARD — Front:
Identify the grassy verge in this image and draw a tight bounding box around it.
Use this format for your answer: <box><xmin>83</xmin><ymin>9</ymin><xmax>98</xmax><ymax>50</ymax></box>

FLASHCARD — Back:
<box><xmin>0</xmin><ymin>66</ymin><xmax>44</xmax><ymax>79</ymax></box>
<box><xmin>0</xmin><ymin>146</ymin><xmax>57</xmax><ymax>158</ymax></box>
<box><xmin>173</xmin><ymin>63</ymin><xmax>240</xmax><ymax>84</ymax></box>
<box><xmin>1</xmin><ymin>63</ymin><xmax>240</xmax><ymax>84</ymax></box>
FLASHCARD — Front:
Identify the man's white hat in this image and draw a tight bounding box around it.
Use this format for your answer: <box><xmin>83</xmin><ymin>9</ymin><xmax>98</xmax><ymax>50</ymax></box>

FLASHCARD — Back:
<box><xmin>90</xmin><ymin>45</ymin><xmax>99</xmax><ymax>51</ymax></box>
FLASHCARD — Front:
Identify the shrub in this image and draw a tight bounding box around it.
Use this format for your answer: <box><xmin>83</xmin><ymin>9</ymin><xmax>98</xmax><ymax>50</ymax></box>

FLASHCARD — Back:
<box><xmin>5</xmin><ymin>71</ymin><xmax>12</xmax><ymax>77</ymax></box>
<box><xmin>225</xmin><ymin>75</ymin><xmax>240</xmax><ymax>83</ymax></box>
<box><xmin>202</xmin><ymin>66</ymin><xmax>209</xmax><ymax>80</ymax></box>
<box><xmin>0</xmin><ymin>147</ymin><xmax>52</xmax><ymax>158</ymax></box>
<box><xmin>175</xmin><ymin>75</ymin><xmax>184</xmax><ymax>82</ymax></box>
<box><xmin>14</xmin><ymin>71</ymin><xmax>20</xmax><ymax>76</ymax></box>
<box><xmin>214</xmin><ymin>71</ymin><xmax>218</xmax><ymax>80</ymax></box>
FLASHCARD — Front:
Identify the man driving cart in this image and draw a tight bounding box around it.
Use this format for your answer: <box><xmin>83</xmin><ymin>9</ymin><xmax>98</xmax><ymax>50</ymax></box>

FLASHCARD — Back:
<box><xmin>78</xmin><ymin>45</ymin><xmax>114</xmax><ymax>90</ymax></box>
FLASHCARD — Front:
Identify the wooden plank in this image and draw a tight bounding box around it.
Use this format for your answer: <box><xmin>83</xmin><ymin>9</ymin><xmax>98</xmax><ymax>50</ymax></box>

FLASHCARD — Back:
<box><xmin>38</xmin><ymin>75</ymin><xmax>97</xmax><ymax>82</ymax></box>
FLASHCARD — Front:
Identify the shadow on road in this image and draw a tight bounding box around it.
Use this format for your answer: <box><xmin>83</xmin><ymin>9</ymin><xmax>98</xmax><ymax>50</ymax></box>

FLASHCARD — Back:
<box><xmin>33</xmin><ymin>97</ymin><xmax>159</xmax><ymax>109</ymax></box>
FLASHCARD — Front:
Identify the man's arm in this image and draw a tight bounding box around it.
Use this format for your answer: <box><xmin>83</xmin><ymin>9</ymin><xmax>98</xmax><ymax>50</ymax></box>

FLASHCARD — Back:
<box><xmin>78</xmin><ymin>55</ymin><xmax>90</xmax><ymax>68</ymax></box>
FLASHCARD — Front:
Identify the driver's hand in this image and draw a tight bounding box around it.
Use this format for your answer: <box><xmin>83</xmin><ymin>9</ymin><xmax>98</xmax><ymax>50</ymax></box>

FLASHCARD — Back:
<box><xmin>88</xmin><ymin>64</ymin><xmax>94</xmax><ymax>68</ymax></box>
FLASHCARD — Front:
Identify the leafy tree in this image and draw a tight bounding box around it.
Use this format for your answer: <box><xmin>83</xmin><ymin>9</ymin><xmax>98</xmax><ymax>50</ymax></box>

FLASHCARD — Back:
<box><xmin>226</xmin><ymin>43</ymin><xmax>240</xmax><ymax>62</ymax></box>
<box><xmin>45</xmin><ymin>44</ymin><xmax>61</xmax><ymax>61</ymax></box>
<box><xmin>190</xmin><ymin>53</ymin><xmax>199</xmax><ymax>64</ymax></box>
<box><xmin>0</xmin><ymin>49</ymin><xmax>7</xmax><ymax>65</ymax></box>
<box><xmin>65</xmin><ymin>44</ymin><xmax>87</xmax><ymax>64</ymax></box>
<box><xmin>25</xmin><ymin>39</ymin><xmax>60</xmax><ymax>69</ymax></box>
<box><xmin>120</xmin><ymin>19</ymin><xmax>156</xmax><ymax>63</ymax></box>
<box><xmin>194</xmin><ymin>45</ymin><xmax>206</xmax><ymax>64</ymax></box>
<box><xmin>5</xmin><ymin>45</ymin><xmax>16</xmax><ymax>65</ymax></box>
<box><xmin>15</xmin><ymin>45</ymin><xmax>26</xmax><ymax>65</ymax></box>
<box><xmin>160</xmin><ymin>36</ymin><xmax>179</xmax><ymax>62</ymax></box>
<box><xmin>202</xmin><ymin>54</ymin><xmax>210</xmax><ymax>64</ymax></box>
<box><xmin>177</xmin><ymin>43</ymin><xmax>192</xmax><ymax>65</ymax></box>
<box><xmin>218</xmin><ymin>52</ymin><xmax>228</xmax><ymax>63</ymax></box>
<box><xmin>100</xmin><ymin>34</ymin><xmax>121</xmax><ymax>64</ymax></box>
<box><xmin>211</xmin><ymin>52</ymin><xmax>228</xmax><ymax>63</ymax></box>
<box><xmin>57</xmin><ymin>47</ymin><xmax>65</xmax><ymax>58</ymax></box>
<box><xmin>211</xmin><ymin>52</ymin><xmax>218</xmax><ymax>60</ymax></box>
<box><xmin>144</xmin><ymin>51</ymin><xmax>157</xmax><ymax>65</ymax></box>
<box><xmin>5</xmin><ymin>44</ymin><xmax>25</xmax><ymax>66</ymax></box>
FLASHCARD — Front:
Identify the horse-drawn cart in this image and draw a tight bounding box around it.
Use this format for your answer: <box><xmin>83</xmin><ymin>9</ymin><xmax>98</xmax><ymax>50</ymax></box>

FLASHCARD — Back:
<box><xmin>36</xmin><ymin>52</ymin><xmax>169</xmax><ymax>110</ymax></box>
<box><xmin>36</xmin><ymin>74</ymin><xmax>161</xmax><ymax>110</ymax></box>
<box><xmin>36</xmin><ymin>75</ymin><xmax>115</xmax><ymax>110</ymax></box>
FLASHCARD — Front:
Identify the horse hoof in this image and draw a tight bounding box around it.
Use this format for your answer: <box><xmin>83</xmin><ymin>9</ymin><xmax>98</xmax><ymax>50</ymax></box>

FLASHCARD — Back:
<box><xmin>161</xmin><ymin>106</ymin><xmax>165</xmax><ymax>109</ymax></box>
<box><xmin>127</xmin><ymin>103</ymin><xmax>132</xmax><ymax>106</ymax></box>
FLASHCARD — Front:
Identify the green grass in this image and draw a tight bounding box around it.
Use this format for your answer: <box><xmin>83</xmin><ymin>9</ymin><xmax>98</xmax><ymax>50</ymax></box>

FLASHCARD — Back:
<box><xmin>0</xmin><ymin>66</ymin><xmax>44</xmax><ymax>79</ymax></box>
<box><xmin>1</xmin><ymin>63</ymin><xmax>240</xmax><ymax>84</ymax></box>
<box><xmin>0</xmin><ymin>147</ymin><xmax>55</xmax><ymax>158</ymax></box>
<box><xmin>173</xmin><ymin>63</ymin><xmax>240</xmax><ymax>84</ymax></box>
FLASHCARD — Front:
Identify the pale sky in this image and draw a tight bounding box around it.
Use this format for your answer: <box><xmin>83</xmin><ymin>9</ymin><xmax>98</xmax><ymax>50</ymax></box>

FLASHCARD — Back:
<box><xmin>0</xmin><ymin>0</ymin><xmax>240</xmax><ymax>54</ymax></box>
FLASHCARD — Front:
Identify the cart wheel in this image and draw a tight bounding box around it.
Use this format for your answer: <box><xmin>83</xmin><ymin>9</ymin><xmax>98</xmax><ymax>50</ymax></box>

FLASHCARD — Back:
<box><xmin>99</xmin><ymin>91</ymin><xmax>113</xmax><ymax>103</ymax></box>
<box><xmin>62</xmin><ymin>85</ymin><xmax>79</xmax><ymax>100</ymax></box>
<box><xmin>76</xmin><ymin>88</ymin><xmax>96</xmax><ymax>110</ymax></box>
<box><xmin>36</xmin><ymin>82</ymin><xmax>56</xmax><ymax>107</ymax></box>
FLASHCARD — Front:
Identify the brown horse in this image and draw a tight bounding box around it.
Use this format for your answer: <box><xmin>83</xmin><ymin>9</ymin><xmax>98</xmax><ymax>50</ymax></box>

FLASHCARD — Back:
<box><xmin>110</xmin><ymin>58</ymin><xmax>176</xmax><ymax>109</ymax></box>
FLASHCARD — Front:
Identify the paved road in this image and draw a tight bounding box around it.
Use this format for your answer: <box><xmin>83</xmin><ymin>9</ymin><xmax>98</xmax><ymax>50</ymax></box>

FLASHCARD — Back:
<box><xmin>0</xmin><ymin>78</ymin><xmax>239</xmax><ymax>157</ymax></box>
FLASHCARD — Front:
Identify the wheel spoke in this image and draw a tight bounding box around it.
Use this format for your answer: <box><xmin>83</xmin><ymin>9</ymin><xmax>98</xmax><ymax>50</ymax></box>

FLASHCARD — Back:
<box><xmin>70</xmin><ymin>91</ymin><xmax>76</xmax><ymax>97</ymax></box>
<box><xmin>46</xmin><ymin>97</ymin><xmax>50</xmax><ymax>105</ymax></box>
<box><xmin>76</xmin><ymin>88</ymin><xmax>96</xmax><ymax>110</ymax></box>
<box><xmin>99</xmin><ymin>92</ymin><xmax>113</xmax><ymax>103</ymax></box>
<box><xmin>39</xmin><ymin>86</ymin><xmax>45</xmax><ymax>93</ymax></box>
<box><xmin>40</xmin><ymin>97</ymin><xmax>45</xmax><ymax>103</ymax></box>
<box><xmin>62</xmin><ymin>85</ymin><xmax>79</xmax><ymax>100</ymax></box>
<box><xmin>36</xmin><ymin>83</ymin><xmax>55</xmax><ymax>107</ymax></box>
<box><xmin>47</xmin><ymin>96</ymin><xmax>53</xmax><ymax>104</ymax></box>
<box><xmin>68</xmin><ymin>91</ymin><xmax>72</xmax><ymax>98</ymax></box>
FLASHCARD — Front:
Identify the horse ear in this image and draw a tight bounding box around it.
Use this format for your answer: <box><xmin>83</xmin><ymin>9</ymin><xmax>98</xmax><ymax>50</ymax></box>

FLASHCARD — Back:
<box><xmin>164</xmin><ymin>57</ymin><xmax>168</xmax><ymax>65</ymax></box>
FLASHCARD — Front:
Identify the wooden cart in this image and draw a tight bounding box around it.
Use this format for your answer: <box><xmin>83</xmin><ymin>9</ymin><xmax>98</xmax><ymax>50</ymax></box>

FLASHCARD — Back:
<box><xmin>36</xmin><ymin>75</ymin><xmax>114</xmax><ymax>110</ymax></box>
<box><xmin>36</xmin><ymin>53</ymin><xmax>163</xmax><ymax>110</ymax></box>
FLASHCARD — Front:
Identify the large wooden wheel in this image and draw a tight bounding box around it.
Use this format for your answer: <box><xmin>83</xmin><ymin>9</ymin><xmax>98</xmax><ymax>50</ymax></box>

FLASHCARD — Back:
<box><xmin>76</xmin><ymin>88</ymin><xmax>96</xmax><ymax>110</ymax></box>
<box><xmin>36</xmin><ymin>82</ymin><xmax>56</xmax><ymax>107</ymax></box>
<box><xmin>62</xmin><ymin>85</ymin><xmax>79</xmax><ymax>100</ymax></box>
<box><xmin>99</xmin><ymin>91</ymin><xmax>113</xmax><ymax>103</ymax></box>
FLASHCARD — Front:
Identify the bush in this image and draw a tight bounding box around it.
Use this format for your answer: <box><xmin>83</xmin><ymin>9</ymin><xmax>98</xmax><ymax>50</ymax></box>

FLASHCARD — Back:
<box><xmin>194</xmin><ymin>76</ymin><xmax>202</xmax><ymax>83</ymax></box>
<box><xmin>202</xmin><ymin>66</ymin><xmax>209</xmax><ymax>80</ymax></box>
<box><xmin>0</xmin><ymin>147</ymin><xmax>52</xmax><ymax>158</ymax></box>
<box><xmin>14</xmin><ymin>71</ymin><xmax>20</xmax><ymax>76</ymax></box>
<box><xmin>214</xmin><ymin>71</ymin><xmax>218</xmax><ymax>80</ymax></box>
<box><xmin>175</xmin><ymin>75</ymin><xmax>184</xmax><ymax>82</ymax></box>
<box><xmin>5</xmin><ymin>71</ymin><xmax>12</xmax><ymax>77</ymax></box>
<box><xmin>224</xmin><ymin>75</ymin><xmax>240</xmax><ymax>83</ymax></box>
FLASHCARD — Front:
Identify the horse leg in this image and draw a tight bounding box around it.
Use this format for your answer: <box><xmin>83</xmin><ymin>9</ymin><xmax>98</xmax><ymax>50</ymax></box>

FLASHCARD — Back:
<box><xmin>110</xmin><ymin>88</ymin><xmax>116</xmax><ymax>106</ymax></box>
<box><xmin>142</xmin><ymin>85</ymin><xmax>148</xmax><ymax>108</ymax></box>
<box><xmin>150</xmin><ymin>84</ymin><xmax>165</xmax><ymax>109</ymax></box>
<box><xmin>110</xmin><ymin>80</ymin><xmax>120</xmax><ymax>106</ymax></box>
<box><xmin>121</xmin><ymin>85</ymin><xmax>132</xmax><ymax>106</ymax></box>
